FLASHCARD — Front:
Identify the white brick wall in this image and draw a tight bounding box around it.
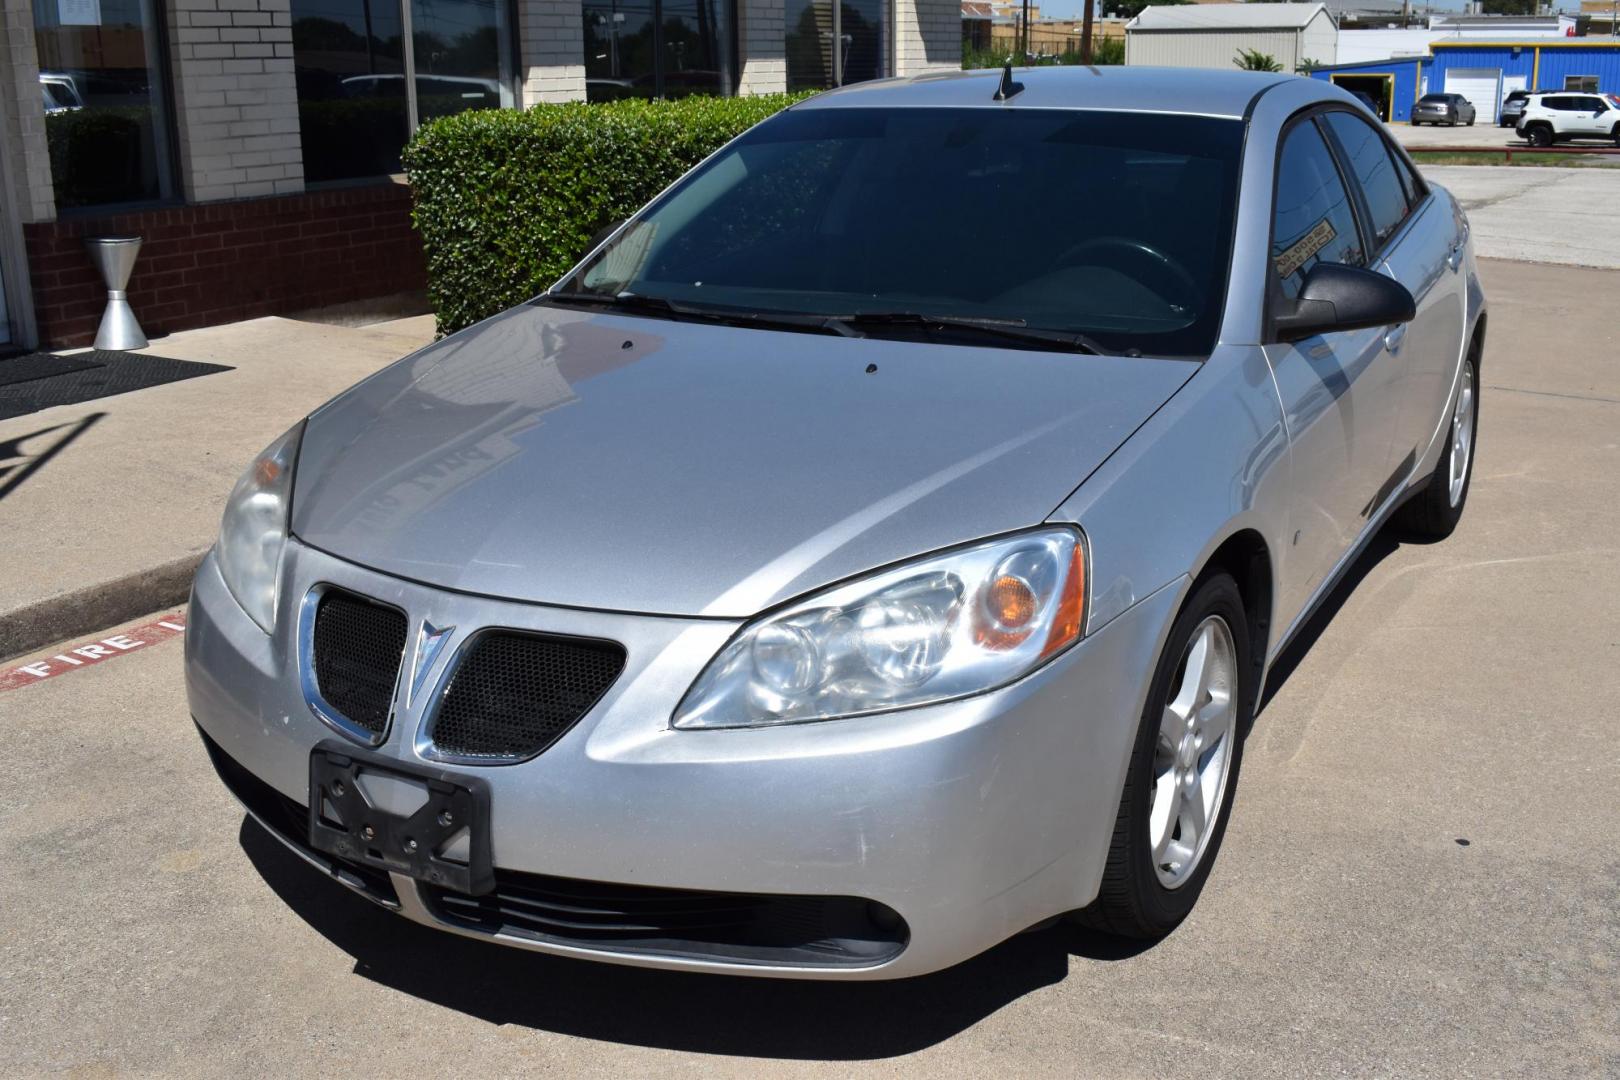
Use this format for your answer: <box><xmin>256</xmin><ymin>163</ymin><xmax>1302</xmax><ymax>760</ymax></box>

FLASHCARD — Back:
<box><xmin>893</xmin><ymin>0</ymin><xmax>961</xmax><ymax>77</ymax></box>
<box><xmin>167</xmin><ymin>0</ymin><xmax>304</xmax><ymax>201</ymax></box>
<box><xmin>738</xmin><ymin>0</ymin><xmax>787</xmax><ymax>95</ymax></box>
<box><xmin>518</xmin><ymin>0</ymin><xmax>587</xmax><ymax>104</ymax></box>
<box><xmin>1</xmin><ymin>0</ymin><xmax>56</xmax><ymax>223</ymax></box>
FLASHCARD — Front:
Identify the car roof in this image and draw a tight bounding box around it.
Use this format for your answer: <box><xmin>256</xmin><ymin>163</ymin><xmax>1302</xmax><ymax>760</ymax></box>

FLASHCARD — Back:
<box><xmin>794</xmin><ymin>65</ymin><xmax>1296</xmax><ymax>120</ymax></box>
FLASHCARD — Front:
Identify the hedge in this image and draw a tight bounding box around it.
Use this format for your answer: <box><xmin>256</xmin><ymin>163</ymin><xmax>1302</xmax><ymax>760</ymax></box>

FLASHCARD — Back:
<box><xmin>401</xmin><ymin>93</ymin><xmax>814</xmax><ymax>335</ymax></box>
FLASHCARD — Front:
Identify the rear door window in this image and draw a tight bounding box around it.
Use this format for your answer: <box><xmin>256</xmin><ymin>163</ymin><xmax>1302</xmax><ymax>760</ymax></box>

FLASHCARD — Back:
<box><xmin>1271</xmin><ymin>121</ymin><xmax>1366</xmax><ymax>302</ymax></box>
<box><xmin>1322</xmin><ymin>111</ymin><xmax>1411</xmax><ymax>250</ymax></box>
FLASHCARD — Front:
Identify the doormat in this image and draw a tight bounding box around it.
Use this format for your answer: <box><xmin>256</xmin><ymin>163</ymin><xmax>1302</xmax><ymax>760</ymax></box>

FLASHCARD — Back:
<box><xmin>0</xmin><ymin>353</ymin><xmax>104</xmax><ymax>388</ymax></box>
<box><xmin>0</xmin><ymin>349</ymin><xmax>232</xmax><ymax>421</ymax></box>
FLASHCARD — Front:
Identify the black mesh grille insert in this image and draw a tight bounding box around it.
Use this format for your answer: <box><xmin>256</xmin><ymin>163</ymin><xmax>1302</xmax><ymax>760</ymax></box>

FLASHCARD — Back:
<box><xmin>430</xmin><ymin>631</ymin><xmax>625</xmax><ymax>759</ymax></box>
<box><xmin>311</xmin><ymin>589</ymin><xmax>407</xmax><ymax>736</ymax></box>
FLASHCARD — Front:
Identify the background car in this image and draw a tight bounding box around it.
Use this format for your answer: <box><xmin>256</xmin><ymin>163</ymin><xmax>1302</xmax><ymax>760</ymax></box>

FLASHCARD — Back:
<box><xmin>1516</xmin><ymin>91</ymin><xmax>1620</xmax><ymax>147</ymax></box>
<box><xmin>1412</xmin><ymin>92</ymin><xmax>1476</xmax><ymax>126</ymax></box>
<box><xmin>187</xmin><ymin>68</ymin><xmax>1484</xmax><ymax>981</ymax></box>
<box><xmin>1499</xmin><ymin>88</ymin><xmax>1532</xmax><ymax>128</ymax></box>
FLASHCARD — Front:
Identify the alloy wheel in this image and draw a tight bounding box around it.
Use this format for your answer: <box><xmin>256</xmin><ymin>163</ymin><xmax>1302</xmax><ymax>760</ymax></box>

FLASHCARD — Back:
<box><xmin>1148</xmin><ymin>615</ymin><xmax>1239</xmax><ymax>889</ymax></box>
<box><xmin>1448</xmin><ymin>361</ymin><xmax>1476</xmax><ymax>508</ymax></box>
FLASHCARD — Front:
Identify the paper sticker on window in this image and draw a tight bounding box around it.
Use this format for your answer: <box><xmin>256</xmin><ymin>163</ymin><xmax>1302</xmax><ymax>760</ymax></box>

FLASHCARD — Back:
<box><xmin>1274</xmin><ymin>218</ymin><xmax>1337</xmax><ymax>280</ymax></box>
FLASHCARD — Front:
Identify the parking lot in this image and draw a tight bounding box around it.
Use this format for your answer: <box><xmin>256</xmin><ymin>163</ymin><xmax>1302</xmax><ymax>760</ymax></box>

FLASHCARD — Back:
<box><xmin>2</xmin><ymin>249</ymin><xmax>1615</xmax><ymax>1077</ymax></box>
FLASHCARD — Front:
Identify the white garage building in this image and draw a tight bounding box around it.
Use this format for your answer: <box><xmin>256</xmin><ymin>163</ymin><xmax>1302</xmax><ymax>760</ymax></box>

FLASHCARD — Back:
<box><xmin>1126</xmin><ymin>4</ymin><xmax>1339</xmax><ymax>73</ymax></box>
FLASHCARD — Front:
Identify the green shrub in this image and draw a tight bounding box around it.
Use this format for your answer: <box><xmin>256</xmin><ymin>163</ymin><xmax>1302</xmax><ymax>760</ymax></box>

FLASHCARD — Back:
<box><xmin>402</xmin><ymin>93</ymin><xmax>814</xmax><ymax>335</ymax></box>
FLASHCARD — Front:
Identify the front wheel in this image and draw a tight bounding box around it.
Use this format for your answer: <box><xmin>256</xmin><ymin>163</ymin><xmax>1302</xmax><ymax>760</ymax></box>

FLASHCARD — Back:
<box><xmin>1397</xmin><ymin>353</ymin><xmax>1479</xmax><ymax>540</ymax></box>
<box><xmin>1612</xmin><ymin>127</ymin><xmax>1620</xmax><ymax>148</ymax></box>
<box><xmin>1072</xmin><ymin>574</ymin><xmax>1250</xmax><ymax>939</ymax></box>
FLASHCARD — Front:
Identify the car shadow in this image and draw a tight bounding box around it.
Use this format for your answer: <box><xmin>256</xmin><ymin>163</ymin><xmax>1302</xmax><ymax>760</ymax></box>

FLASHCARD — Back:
<box><xmin>1257</xmin><ymin>526</ymin><xmax>1402</xmax><ymax>716</ymax></box>
<box><xmin>239</xmin><ymin>819</ymin><xmax>1151</xmax><ymax>1059</ymax></box>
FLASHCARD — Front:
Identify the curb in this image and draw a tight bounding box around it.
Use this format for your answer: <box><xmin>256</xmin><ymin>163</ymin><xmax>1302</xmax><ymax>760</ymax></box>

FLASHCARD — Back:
<box><xmin>0</xmin><ymin>550</ymin><xmax>204</xmax><ymax>662</ymax></box>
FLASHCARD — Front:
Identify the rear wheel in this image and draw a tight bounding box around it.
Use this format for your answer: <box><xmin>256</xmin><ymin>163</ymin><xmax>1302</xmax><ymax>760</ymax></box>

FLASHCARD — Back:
<box><xmin>1612</xmin><ymin>126</ymin><xmax>1620</xmax><ymax>148</ymax></box>
<box><xmin>1073</xmin><ymin>574</ymin><xmax>1250</xmax><ymax>939</ymax></box>
<box><xmin>1527</xmin><ymin>124</ymin><xmax>1553</xmax><ymax>147</ymax></box>
<box><xmin>1397</xmin><ymin>353</ymin><xmax>1479</xmax><ymax>540</ymax></box>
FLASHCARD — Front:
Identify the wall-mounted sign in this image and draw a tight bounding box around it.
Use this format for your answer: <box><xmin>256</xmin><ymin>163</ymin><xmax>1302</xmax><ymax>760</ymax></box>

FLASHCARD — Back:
<box><xmin>57</xmin><ymin>0</ymin><xmax>101</xmax><ymax>26</ymax></box>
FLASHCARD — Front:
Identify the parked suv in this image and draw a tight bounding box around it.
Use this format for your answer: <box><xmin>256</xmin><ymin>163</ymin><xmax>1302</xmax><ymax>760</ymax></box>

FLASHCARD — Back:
<box><xmin>1413</xmin><ymin>93</ymin><xmax>1475</xmax><ymax>126</ymax></box>
<box><xmin>1517</xmin><ymin>92</ymin><xmax>1620</xmax><ymax>146</ymax></box>
<box><xmin>1499</xmin><ymin>89</ymin><xmax>1531</xmax><ymax>128</ymax></box>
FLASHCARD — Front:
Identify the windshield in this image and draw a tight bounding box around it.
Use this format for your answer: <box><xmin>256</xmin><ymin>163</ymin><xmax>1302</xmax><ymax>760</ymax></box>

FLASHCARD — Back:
<box><xmin>558</xmin><ymin>107</ymin><xmax>1245</xmax><ymax>357</ymax></box>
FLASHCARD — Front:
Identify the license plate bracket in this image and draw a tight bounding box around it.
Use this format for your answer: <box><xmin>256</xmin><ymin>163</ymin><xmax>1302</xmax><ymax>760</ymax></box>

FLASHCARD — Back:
<box><xmin>308</xmin><ymin>740</ymin><xmax>494</xmax><ymax>896</ymax></box>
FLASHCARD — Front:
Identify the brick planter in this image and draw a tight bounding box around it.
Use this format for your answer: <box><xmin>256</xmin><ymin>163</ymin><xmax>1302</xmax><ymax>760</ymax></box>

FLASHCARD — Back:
<box><xmin>24</xmin><ymin>182</ymin><xmax>427</xmax><ymax>348</ymax></box>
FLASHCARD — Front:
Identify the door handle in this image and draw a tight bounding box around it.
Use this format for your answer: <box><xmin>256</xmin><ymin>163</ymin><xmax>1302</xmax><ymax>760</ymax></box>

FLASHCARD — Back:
<box><xmin>1384</xmin><ymin>324</ymin><xmax>1407</xmax><ymax>353</ymax></box>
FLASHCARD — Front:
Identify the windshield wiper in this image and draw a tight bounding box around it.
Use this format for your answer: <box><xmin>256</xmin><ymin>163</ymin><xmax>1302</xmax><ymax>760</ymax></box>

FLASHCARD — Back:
<box><xmin>539</xmin><ymin>291</ymin><xmax>846</xmax><ymax>336</ymax></box>
<box><xmin>826</xmin><ymin>312</ymin><xmax>1114</xmax><ymax>355</ymax></box>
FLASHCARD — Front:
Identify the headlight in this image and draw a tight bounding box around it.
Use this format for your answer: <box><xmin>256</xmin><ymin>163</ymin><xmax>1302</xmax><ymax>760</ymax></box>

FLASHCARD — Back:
<box><xmin>673</xmin><ymin>527</ymin><xmax>1086</xmax><ymax>729</ymax></box>
<box><xmin>216</xmin><ymin>421</ymin><xmax>304</xmax><ymax>634</ymax></box>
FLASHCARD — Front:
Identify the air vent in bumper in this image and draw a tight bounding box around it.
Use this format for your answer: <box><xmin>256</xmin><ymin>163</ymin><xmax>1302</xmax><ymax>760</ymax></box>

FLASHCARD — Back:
<box><xmin>424</xmin><ymin>870</ymin><xmax>909</xmax><ymax>968</ymax></box>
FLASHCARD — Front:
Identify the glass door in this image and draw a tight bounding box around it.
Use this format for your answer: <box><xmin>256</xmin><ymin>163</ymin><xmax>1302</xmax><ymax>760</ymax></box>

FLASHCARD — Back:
<box><xmin>409</xmin><ymin>0</ymin><xmax>515</xmax><ymax>123</ymax></box>
<box><xmin>584</xmin><ymin>0</ymin><xmax>658</xmax><ymax>99</ymax></box>
<box><xmin>784</xmin><ymin>0</ymin><xmax>884</xmax><ymax>90</ymax></box>
<box><xmin>583</xmin><ymin>0</ymin><xmax>732</xmax><ymax>101</ymax></box>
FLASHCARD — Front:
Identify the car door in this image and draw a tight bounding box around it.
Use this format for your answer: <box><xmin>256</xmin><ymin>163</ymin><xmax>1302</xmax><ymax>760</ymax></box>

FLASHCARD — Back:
<box><xmin>1321</xmin><ymin>109</ymin><xmax>1465</xmax><ymax>488</ymax></box>
<box><xmin>1576</xmin><ymin>96</ymin><xmax>1612</xmax><ymax>137</ymax></box>
<box><xmin>1261</xmin><ymin>114</ymin><xmax>1401</xmax><ymax>626</ymax></box>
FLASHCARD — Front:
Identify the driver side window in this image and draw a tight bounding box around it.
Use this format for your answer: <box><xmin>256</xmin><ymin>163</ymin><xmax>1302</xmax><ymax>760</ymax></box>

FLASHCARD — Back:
<box><xmin>1271</xmin><ymin>120</ymin><xmax>1365</xmax><ymax>302</ymax></box>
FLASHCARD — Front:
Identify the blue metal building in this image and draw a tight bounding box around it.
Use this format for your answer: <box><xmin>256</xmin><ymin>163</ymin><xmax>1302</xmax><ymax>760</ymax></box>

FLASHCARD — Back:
<box><xmin>1310</xmin><ymin>40</ymin><xmax>1620</xmax><ymax>124</ymax></box>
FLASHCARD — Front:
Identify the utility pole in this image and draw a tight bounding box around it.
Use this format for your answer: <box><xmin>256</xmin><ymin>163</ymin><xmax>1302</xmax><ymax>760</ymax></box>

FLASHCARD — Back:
<box><xmin>1022</xmin><ymin>0</ymin><xmax>1031</xmax><ymax>60</ymax></box>
<box><xmin>1081</xmin><ymin>0</ymin><xmax>1095</xmax><ymax>62</ymax></box>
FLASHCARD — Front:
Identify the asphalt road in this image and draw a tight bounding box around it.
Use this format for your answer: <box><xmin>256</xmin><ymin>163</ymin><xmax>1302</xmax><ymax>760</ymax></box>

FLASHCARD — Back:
<box><xmin>2</xmin><ymin>258</ymin><xmax>1617</xmax><ymax>1077</ymax></box>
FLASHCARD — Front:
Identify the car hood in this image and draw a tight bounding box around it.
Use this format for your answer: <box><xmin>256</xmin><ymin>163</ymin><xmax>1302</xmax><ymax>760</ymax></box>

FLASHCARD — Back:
<box><xmin>292</xmin><ymin>304</ymin><xmax>1197</xmax><ymax>617</ymax></box>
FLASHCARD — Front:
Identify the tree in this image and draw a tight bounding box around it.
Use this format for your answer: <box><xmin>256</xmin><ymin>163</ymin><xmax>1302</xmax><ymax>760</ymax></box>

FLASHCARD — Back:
<box><xmin>1105</xmin><ymin>0</ymin><xmax>1188</xmax><ymax>20</ymax></box>
<box><xmin>1296</xmin><ymin>57</ymin><xmax>1322</xmax><ymax>75</ymax></box>
<box><xmin>1235</xmin><ymin>48</ymin><xmax>1283</xmax><ymax>72</ymax></box>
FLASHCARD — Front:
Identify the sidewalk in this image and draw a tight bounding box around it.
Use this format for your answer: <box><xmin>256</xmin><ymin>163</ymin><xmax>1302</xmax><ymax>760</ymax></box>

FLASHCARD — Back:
<box><xmin>0</xmin><ymin>314</ymin><xmax>434</xmax><ymax>660</ymax></box>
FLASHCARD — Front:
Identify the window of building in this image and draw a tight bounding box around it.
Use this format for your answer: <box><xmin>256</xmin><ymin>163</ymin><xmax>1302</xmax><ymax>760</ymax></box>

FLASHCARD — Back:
<box><xmin>292</xmin><ymin>0</ymin><xmax>514</xmax><ymax>183</ymax></box>
<box><xmin>582</xmin><ymin>0</ymin><xmax>735</xmax><ymax>101</ymax></box>
<box><xmin>1563</xmin><ymin>75</ymin><xmax>1599</xmax><ymax>93</ymax></box>
<box><xmin>33</xmin><ymin>0</ymin><xmax>176</xmax><ymax>209</ymax></box>
<box><xmin>784</xmin><ymin>0</ymin><xmax>887</xmax><ymax>91</ymax></box>
<box><xmin>1271</xmin><ymin>121</ymin><xmax>1364</xmax><ymax>302</ymax></box>
<box><xmin>1322</xmin><ymin>110</ymin><xmax>1409</xmax><ymax>250</ymax></box>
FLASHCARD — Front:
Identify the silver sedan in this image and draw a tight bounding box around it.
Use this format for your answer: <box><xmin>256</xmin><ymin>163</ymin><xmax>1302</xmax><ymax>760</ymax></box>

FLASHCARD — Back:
<box><xmin>187</xmin><ymin>66</ymin><xmax>1485</xmax><ymax>979</ymax></box>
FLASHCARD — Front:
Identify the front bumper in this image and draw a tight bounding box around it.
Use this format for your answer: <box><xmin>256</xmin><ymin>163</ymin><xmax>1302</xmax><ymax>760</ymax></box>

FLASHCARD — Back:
<box><xmin>186</xmin><ymin>538</ymin><xmax>1179</xmax><ymax>979</ymax></box>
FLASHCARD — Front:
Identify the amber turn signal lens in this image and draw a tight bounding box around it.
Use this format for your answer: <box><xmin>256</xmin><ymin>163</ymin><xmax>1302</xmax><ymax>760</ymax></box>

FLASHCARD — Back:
<box><xmin>1040</xmin><ymin>542</ymin><xmax>1086</xmax><ymax>658</ymax></box>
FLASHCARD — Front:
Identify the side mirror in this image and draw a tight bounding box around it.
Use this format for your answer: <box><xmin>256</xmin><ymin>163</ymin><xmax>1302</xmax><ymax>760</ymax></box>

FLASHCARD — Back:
<box><xmin>1272</xmin><ymin>263</ymin><xmax>1417</xmax><ymax>343</ymax></box>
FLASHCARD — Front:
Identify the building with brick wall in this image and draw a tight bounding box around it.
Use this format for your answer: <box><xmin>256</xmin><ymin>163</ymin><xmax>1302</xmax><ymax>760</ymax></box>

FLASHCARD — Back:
<box><xmin>0</xmin><ymin>0</ymin><xmax>960</xmax><ymax>349</ymax></box>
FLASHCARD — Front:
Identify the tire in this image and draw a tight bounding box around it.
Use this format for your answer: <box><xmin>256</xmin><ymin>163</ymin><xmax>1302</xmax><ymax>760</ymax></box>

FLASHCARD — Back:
<box><xmin>1467</xmin><ymin>116</ymin><xmax>1475</xmax><ymax>126</ymax></box>
<box><xmin>1072</xmin><ymin>573</ymin><xmax>1251</xmax><ymax>939</ymax></box>
<box><xmin>1397</xmin><ymin>351</ymin><xmax>1479</xmax><ymax>541</ymax></box>
<box><xmin>1612</xmin><ymin>127</ymin><xmax>1620</xmax><ymax>148</ymax></box>
<box><xmin>1527</xmin><ymin>125</ymin><xmax>1552</xmax><ymax>147</ymax></box>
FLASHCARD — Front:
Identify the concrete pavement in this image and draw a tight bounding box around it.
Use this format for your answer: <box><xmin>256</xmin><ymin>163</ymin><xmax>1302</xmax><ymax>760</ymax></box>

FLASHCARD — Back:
<box><xmin>1</xmin><ymin>258</ymin><xmax>1615</xmax><ymax>1076</ymax></box>
<box><xmin>0</xmin><ymin>314</ymin><xmax>433</xmax><ymax>659</ymax></box>
<box><xmin>1423</xmin><ymin>166</ymin><xmax>1620</xmax><ymax>269</ymax></box>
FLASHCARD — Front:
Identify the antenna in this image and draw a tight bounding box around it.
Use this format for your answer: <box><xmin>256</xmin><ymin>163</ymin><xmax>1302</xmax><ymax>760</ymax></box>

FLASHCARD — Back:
<box><xmin>994</xmin><ymin>62</ymin><xmax>1024</xmax><ymax>101</ymax></box>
